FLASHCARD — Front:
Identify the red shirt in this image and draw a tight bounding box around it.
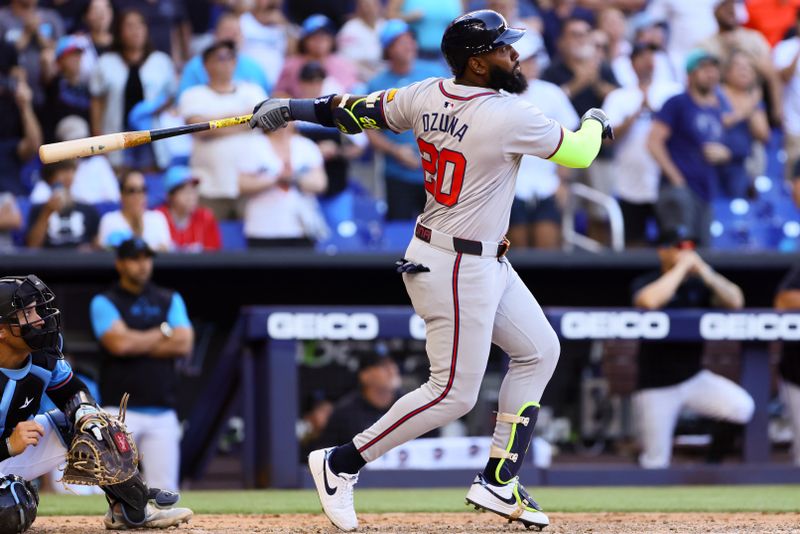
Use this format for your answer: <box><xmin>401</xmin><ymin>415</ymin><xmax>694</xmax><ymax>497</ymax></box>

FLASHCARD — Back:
<box><xmin>156</xmin><ymin>205</ymin><xmax>222</xmax><ymax>251</ymax></box>
<box><xmin>745</xmin><ymin>0</ymin><xmax>800</xmax><ymax>47</ymax></box>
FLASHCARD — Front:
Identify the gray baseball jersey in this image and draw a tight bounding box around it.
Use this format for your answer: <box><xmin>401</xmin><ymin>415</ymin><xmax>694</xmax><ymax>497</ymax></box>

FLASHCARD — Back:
<box><xmin>381</xmin><ymin>77</ymin><xmax>563</xmax><ymax>242</ymax></box>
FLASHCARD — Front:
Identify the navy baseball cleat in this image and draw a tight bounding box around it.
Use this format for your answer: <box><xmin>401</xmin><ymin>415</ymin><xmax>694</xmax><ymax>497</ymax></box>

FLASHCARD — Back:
<box><xmin>465</xmin><ymin>472</ymin><xmax>549</xmax><ymax>530</ymax></box>
<box><xmin>308</xmin><ymin>448</ymin><xmax>359</xmax><ymax>531</ymax></box>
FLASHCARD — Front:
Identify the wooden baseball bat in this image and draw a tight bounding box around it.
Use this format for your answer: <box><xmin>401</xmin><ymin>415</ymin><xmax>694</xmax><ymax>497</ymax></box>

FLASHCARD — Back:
<box><xmin>38</xmin><ymin>114</ymin><xmax>254</xmax><ymax>164</ymax></box>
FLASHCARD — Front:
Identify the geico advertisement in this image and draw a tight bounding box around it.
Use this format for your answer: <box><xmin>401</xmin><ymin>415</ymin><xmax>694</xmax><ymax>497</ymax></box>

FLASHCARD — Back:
<box><xmin>266</xmin><ymin>311</ymin><xmax>800</xmax><ymax>341</ymax></box>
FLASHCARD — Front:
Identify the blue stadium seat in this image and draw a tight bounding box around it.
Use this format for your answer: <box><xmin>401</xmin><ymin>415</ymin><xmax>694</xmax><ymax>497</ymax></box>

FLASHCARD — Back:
<box><xmin>94</xmin><ymin>201</ymin><xmax>120</xmax><ymax>217</ymax></box>
<box><xmin>11</xmin><ymin>196</ymin><xmax>31</xmax><ymax>247</ymax></box>
<box><xmin>144</xmin><ymin>172</ymin><xmax>166</xmax><ymax>209</ymax></box>
<box><xmin>218</xmin><ymin>220</ymin><xmax>246</xmax><ymax>251</ymax></box>
<box><xmin>381</xmin><ymin>220</ymin><xmax>416</xmax><ymax>251</ymax></box>
<box><xmin>711</xmin><ymin>198</ymin><xmax>753</xmax><ymax>250</ymax></box>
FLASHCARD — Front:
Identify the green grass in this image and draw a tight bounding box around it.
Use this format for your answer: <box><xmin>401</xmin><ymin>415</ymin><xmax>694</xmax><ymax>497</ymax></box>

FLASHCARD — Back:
<box><xmin>38</xmin><ymin>486</ymin><xmax>800</xmax><ymax>516</ymax></box>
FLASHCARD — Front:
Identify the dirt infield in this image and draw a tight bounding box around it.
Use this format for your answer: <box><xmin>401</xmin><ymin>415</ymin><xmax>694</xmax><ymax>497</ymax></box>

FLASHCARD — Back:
<box><xmin>30</xmin><ymin>512</ymin><xmax>800</xmax><ymax>533</ymax></box>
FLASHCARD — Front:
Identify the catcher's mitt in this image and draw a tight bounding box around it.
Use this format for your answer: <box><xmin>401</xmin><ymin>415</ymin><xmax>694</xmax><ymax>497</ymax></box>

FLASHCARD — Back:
<box><xmin>62</xmin><ymin>393</ymin><xmax>139</xmax><ymax>486</ymax></box>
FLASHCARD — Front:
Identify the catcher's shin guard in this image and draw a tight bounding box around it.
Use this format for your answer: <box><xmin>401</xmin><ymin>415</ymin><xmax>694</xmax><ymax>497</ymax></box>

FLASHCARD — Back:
<box><xmin>483</xmin><ymin>402</ymin><xmax>540</xmax><ymax>485</ymax></box>
<box><xmin>103</xmin><ymin>472</ymin><xmax>149</xmax><ymax>525</ymax></box>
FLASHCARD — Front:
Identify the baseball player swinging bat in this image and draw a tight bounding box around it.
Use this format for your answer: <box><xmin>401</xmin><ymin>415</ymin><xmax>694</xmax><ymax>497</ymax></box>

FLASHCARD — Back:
<box><xmin>38</xmin><ymin>114</ymin><xmax>253</xmax><ymax>164</ymax></box>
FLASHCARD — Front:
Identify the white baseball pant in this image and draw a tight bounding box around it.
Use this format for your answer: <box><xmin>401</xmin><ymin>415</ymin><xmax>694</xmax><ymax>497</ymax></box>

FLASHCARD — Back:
<box><xmin>353</xmin><ymin>234</ymin><xmax>560</xmax><ymax>462</ymax></box>
<box><xmin>634</xmin><ymin>369</ymin><xmax>755</xmax><ymax>469</ymax></box>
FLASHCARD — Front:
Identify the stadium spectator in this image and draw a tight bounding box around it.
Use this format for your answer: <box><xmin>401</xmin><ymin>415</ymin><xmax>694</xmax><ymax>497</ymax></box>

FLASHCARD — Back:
<box><xmin>156</xmin><ymin>166</ymin><xmax>222</xmax><ymax>252</ymax></box>
<box><xmin>632</xmin><ymin>227</ymin><xmax>753</xmax><ymax>468</ymax></box>
<box><xmin>90</xmin><ymin>236</ymin><xmax>194</xmax><ymax>490</ymax></box>
<box><xmin>386</xmin><ymin>0</ymin><xmax>462</xmax><ymax>60</ymax></box>
<box><xmin>26</xmin><ymin>160</ymin><xmax>99</xmax><ymax>249</ymax></box>
<box><xmin>538</xmin><ymin>0</ymin><xmax>595</xmax><ymax>59</ymax></box>
<box><xmin>645</xmin><ymin>0</ymin><xmax>719</xmax><ymax>80</ymax></box>
<box><xmin>631</xmin><ymin>18</ymin><xmax>680</xmax><ymax>84</ymax></box>
<box><xmin>313</xmin><ymin>351</ymin><xmax>402</xmax><ymax>451</ymax></box>
<box><xmin>294</xmin><ymin>61</ymin><xmax>365</xmax><ymax>229</ymax></box>
<box><xmin>774</xmin><ymin>264</ymin><xmax>800</xmax><ymax>466</ymax></box>
<box><xmin>336</xmin><ymin>0</ymin><xmax>385</xmax><ymax>83</ymax></box>
<box><xmin>51</xmin><ymin>115</ymin><xmax>120</xmax><ymax>204</ymax></box>
<box><xmin>178</xmin><ymin>39</ymin><xmax>266</xmax><ymax>221</ymax></box>
<box><xmin>598</xmin><ymin>7</ymin><xmax>635</xmax><ymax>87</ymax></box>
<box><xmin>240</xmin><ymin>0</ymin><xmax>295</xmax><ymax>90</ymax></box>
<box><xmin>511</xmin><ymin>38</ymin><xmax>577</xmax><ymax>249</ymax></box>
<box><xmin>718</xmin><ymin>50</ymin><xmax>770</xmax><ymax>198</ymax></box>
<box><xmin>0</xmin><ymin>0</ymin><xmax>65</xmax><ymax>108</ymax></box>
<box><xmin>112</xmin><ymin>0</ymin><xmax>190</xmax><ymax>66</ymax></box>
<box><xmin>774</xmin><ymin>10</ymin><xmax>800</xmax><ymax>181</ymax></box>
<box><xmin>542</xmin><ymin>16</ymin><xmax>618</xmax><ymax>242</ymax></box>
<box><xmin>699</xmin><ymin>0</ymin><xmax>783</xmax><ymax>125</ymax></box>
<box><xmin>238</xmin><ymin>123</ymin><xmax>328</xmax><ymax>248</ymax></box>
<box><xmin>89</xmin><ymin>8</ymin><xmax>175</xmax><ymax>170</ymax></box>
<box><xmin>77</xmin><ymin>0</ymin><xmax>114</xmax><ymax>80</ymax></box>
<box><xmin>0</xmin><ymin>191</ymin><xmax>22</xmax><ymax>251</ymax></box>
<box><xmin>274</xmin><ymin>14</ymin><xmax>358</xmax><ymax>98</ymax></box>
<box><xmin>97</xmin><ymin>169</ymin><xmax>172</xmax><ymax>250</ymax></box>
<box><xmin>744</xmin><ymin>0</ymin><xmax>800</xmax><ymax>48</ymax></box>
<box><xmin>177</xmin><ymin>11</ymin><xmax>270</xmax><ymax>98</ymax></box>
<box><xmin>41</xmin><ymin>35</ymin><xmax>90</xmax><ymax>143</ymax></box>
<box><xmin>647</xmin><ymin>50</ymin><xmax>728</xmax><ymax>247</ymax></box>
<box><xmin>793</xmin><ymin>160</ymin><xmax>800</xmax><ymax>209</ymax></box>
<box><xmin>364</xmin><ymin>20</ymin><xmax>447</xmax><ymax>221</ymax></box>
<box><xmin>603</xmin><ymin>42</ymin><xmax>682</xmax><ymax>247</ymax></box>
<box><xmin>486</xmin><ymin>0</ymin><xmax>549</xmax><ymax>70</ymax></box>
<box><xmin>0</xmin><ymin>43</ymin><xmax>42</xmax><ymax>197</ymax></box>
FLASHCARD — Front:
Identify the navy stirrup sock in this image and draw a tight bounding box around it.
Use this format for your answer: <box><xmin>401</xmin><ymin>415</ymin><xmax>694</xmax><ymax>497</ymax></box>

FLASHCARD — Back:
<box><xmin>328</xmin><ymin>441</ymin><xmax>366</xmax><ymax>475</ymax></box>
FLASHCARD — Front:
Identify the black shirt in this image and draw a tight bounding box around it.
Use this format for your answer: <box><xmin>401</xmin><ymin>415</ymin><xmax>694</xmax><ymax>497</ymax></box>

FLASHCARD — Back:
<box><xmin>631</xmin><ymin>271</ymin><xmax>713</xmax><ymax>389</ymax></box>
<box><xmin>778</xmin><ymin>265</ymin><xmax>800</xmax><ymax>386</ymax></box>
<box><xmin>540</xmin><ymin>59</ymin><xmax>619</xmax><ymax>116</ymax></box>
<box><xmin>315</xmin><ymin>390</ymin><xmax>396</xmax><ymax>449</ymax></box>
<box><xmin>27</xmin><ymin>202</ymin><xmax>99</xmax><ymax>248</ymax></box>
<box><xmin>41</xmin><ymin>75</ymin><xmax>91</xmax><ymax>143</ymax></box>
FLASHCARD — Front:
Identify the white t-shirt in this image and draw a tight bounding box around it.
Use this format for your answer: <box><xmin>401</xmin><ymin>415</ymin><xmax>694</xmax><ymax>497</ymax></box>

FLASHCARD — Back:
<box><xmin>178</xmin><ymin>82</ymin><xmax>267</xmax><ymax>199</ymax></box>
<box><xmin>646</xmin><ymin>0</ymin><xmax>720</xmax><ymax>78</ymax></box>
<box><xmin>97</xmin><ymin>210</ymin><xmax>172</xmax><ymax>250</ymax></box>
<box><xmin>382</xmin><ymin>77</ymin><xmax>562</xmax><ymax>242</ymax></box>
<box><xmin>239</xmin><ymin>12</ymin><xmax>290</xmax><ymax>88</ymax></box>
<box><xmin>89</xmin><ymin>51</ymin><xmax>176</xmax><ymax>167</ymax></box>
<box><xmin>603</xmin><ymin>81</ymin><xmax>683</xmax><ymax>203</ymax></box>
<box><xmin>240</xmin><ymin>134</ymin><xmax>324</xmax><ymax>239</ymax></box>
<box><xmin>337</xmin><ymin>17</ymin><xmax>384</xmax><ymax>65</ymax></box>
<box><xmin>72</xmin><ymin>156</ymin><xmax>120</xmax><ymax>204</ymax></box>
<box><xmin>516</xmin><ymin>80</ymin><xmax>578</xmax><ymax>201</ymax></box>
<box><xmin>774</xmin><ymin>37</ymin><xmax>800</xmax><ymax>136</ymax></box>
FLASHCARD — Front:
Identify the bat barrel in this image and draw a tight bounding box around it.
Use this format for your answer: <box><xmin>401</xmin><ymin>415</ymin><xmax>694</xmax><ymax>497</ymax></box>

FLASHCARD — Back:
<box><xmin>39</xmin><ymin>131</ymin><xmax>151</xmax><ymax>164</ymax></box>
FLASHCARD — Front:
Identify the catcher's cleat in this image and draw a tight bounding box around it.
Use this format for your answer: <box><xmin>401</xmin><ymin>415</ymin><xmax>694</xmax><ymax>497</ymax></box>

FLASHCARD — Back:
<box><xmin>465</xmin><ymin>472</ymin><xmax>549</xmax><ymax>530</ymax></box>
<box><xmin>308</xmin><ymin>448</ymin><xmax>359</xmax><ymax>531</ymax></box>
<box><xmin>104</xmin><ymin>503</ymin><xmax>193</xmax><ymax>530</ymax></box>
<box><xmin>147</xmin><ymin>488</ymin><xmax>180</xmax><ymax>508</ymax></box>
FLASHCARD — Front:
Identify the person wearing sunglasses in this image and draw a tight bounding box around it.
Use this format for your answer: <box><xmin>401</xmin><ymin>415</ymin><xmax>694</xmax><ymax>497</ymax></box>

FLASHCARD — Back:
<box><xmin>630</xmin><ymin>226</ymin><xmax>752</xmax><ymax>469</ymax></box>
<box><xmin>97</xmin><ymin>169</ymin><xmax>172</xmax><ymax>251</ymax></box>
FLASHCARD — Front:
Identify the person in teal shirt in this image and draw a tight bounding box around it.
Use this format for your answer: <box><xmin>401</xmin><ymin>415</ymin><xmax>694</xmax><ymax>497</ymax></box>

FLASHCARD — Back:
<box><xmin>365</xmin><ymin>20</ymin><xmax>448</xmax><ymax>220</ymax></box>
<box><xmin>387</xmin><ymin>0</ymin><xmax>463</xmax><ymax>59</ymax></box>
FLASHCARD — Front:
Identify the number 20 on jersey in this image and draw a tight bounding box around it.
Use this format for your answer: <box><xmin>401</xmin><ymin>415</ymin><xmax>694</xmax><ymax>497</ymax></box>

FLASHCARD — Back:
<box><xmin>417</xmin><ymin>138</ymin><xmax>466</xmax><ymax>207</ymax></box>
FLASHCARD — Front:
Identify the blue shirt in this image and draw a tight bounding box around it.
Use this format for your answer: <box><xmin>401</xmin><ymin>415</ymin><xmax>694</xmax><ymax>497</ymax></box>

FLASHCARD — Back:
<box><xmin>177</xmin><ymin>53</ymin><xmax>271</xmax><ymax>97</ymax></box>
<box><xmin>90</xmin><ymin>291</ymin><xmax>191</xmax><ymax>339</ymax></box>
<box><xmin>655</xmin><ymin>91</ymin><xmax>730</xmax><ymax>202</ymax></box>
<box><xmin>366</xmin><ymin>61</ymin><xmax>448</xmax><ymax>184</ymax></box>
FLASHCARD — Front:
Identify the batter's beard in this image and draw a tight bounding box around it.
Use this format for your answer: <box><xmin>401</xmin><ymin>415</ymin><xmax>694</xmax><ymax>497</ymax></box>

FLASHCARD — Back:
<box><xmin>487</xmin><ymin>64</ymin><xmax>528</xmax><ymax>94</ymax></box>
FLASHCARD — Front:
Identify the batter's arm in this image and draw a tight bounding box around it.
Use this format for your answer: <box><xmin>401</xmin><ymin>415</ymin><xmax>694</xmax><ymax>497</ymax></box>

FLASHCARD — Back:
<box><xmin>249</xmin><ymin>93</ymin><xmax>393</xmax><ymax>135</ymax></box>
<box><xmin>548</xmin><ymin>108</ymin><xmax>614</xmax><ymax>168</ymax></box>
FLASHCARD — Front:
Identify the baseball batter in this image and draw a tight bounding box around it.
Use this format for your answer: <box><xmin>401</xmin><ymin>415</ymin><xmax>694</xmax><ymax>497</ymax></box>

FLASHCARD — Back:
<box><xmin>250</xmin><ymin>10</ymin><xmax>612</xmax><ymax>532</ymax></box>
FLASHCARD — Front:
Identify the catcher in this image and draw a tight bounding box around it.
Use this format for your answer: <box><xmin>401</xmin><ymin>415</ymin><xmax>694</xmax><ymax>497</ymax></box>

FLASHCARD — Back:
<box><xmin>0</xmin><ymin>274</ymin><xmax>193</xmax><ymax>533</ymax></box>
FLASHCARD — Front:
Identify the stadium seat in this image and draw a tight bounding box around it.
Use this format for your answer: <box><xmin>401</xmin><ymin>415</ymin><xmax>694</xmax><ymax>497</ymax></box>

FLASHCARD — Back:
<box><xmin>11</xmin><ymin>196</ymin><xmax>31</xmax><ymax>247</ymax></box>
<box><xmin>382</xmin><ymin>220</ymin><xmax>416</xmax><ymax>251</ymax></box>
<box><xmin>94</xmin><ymin>201</ymin><xmax>120</xmax><ymax>217</ymax></box>
<box><xmin>711</xmin><ymin>198</ymin><xmax>752</xmax><ymax>250</ymax></box>
<box><xmin>144</xmin><ymin>172</ymin><xmax>166</xmax><ymax>209</ymax></box>
<box><xmin>219</xmin><ymin>220</ymin><xmax>246</xmax><ymax>251</ymax></box>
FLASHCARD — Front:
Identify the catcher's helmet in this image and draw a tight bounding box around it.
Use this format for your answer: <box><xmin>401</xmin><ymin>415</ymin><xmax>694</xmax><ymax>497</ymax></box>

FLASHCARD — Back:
<box><xmin>0</xmin><ymin>275</ymin><xmax>62</xmax><ymax>353</ymax></box>
<box><xmin>441</xmin><ymin>10</ymin><xmax>525</xmax><ymax>76</ymax></box>
<box><xmin>0</xmin><ymin>475</ymin><xmax>39</xmax><ymax>534</ymax></box>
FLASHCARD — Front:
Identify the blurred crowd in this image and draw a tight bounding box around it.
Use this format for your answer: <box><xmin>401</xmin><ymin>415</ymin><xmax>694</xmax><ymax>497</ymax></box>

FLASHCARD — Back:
<box><xmin>0</xmin><ymin>0</ymin><xmax>799</xmax><ymax>253</ymax></box>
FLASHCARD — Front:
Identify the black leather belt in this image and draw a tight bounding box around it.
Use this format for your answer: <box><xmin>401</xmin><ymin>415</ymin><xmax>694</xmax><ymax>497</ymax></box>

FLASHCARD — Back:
<box><xmin>415</xmin><ymin>223</ymin><xmax>509</xmax><ymax>258</ymax></box>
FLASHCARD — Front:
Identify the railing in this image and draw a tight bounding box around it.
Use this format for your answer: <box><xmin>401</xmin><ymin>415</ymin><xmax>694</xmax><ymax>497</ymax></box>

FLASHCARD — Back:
<box><xmin>562</xmin><ymin>183</ymin><xmax>626</xmax><ymax>252</ymax></box>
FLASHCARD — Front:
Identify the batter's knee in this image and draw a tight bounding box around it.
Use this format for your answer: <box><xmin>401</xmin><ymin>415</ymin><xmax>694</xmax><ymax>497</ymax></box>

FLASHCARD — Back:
<box><xmin>726</xmin><ymin>390</ymin><xmax>755</xmax><ymax>424</ymax></box>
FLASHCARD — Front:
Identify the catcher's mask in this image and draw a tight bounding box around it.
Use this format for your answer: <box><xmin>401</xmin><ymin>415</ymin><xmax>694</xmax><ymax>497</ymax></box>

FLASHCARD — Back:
<box><xmin>0</xmin><ymin>275</ymin><xmax>63</xmax><ymax>355</ymax></box>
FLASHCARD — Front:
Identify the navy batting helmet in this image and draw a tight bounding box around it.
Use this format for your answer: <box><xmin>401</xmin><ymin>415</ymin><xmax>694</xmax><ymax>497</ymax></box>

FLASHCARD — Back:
<box><xmin>441</xmin><ymin>10</ymin><xmax>525</xmax><ymax>76</ymax></box>
<box><xmin>0</xmin><ymin>475</ymin><xmax>39</xmax><ymax>534</ymax></box>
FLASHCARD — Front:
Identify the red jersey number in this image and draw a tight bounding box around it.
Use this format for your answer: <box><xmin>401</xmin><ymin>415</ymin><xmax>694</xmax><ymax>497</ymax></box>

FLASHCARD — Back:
<box><xmin>416</xmin><ymin>138</ymin><xmax>466</xmax><ymax>207</ymax></box>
